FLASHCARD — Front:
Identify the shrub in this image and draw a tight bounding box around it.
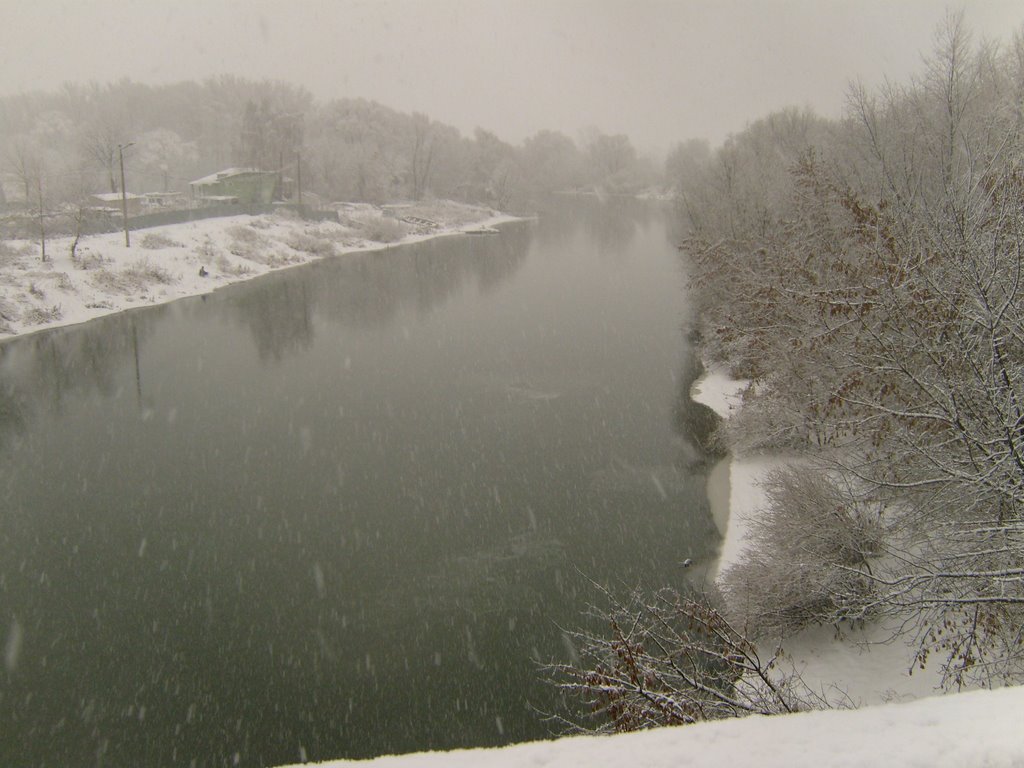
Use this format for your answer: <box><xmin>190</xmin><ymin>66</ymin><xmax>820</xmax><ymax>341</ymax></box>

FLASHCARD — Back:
<box><xmin>75</xmin><ymin>250</ymin><xmax>107</xmax><ymax>270</ymax></box>
<box><xmin>720</xmin><ymin>467</ymin><xmax>884</xmax><ymax>639</ymax></box>
<box><xmin>125</xmin><ymin>260</ymin><xmax>175</xmax><ymax>285</ymax></box>
<box><xmin>91</xmin><ymin>261</ymin><xmax>175</xmax><ymax>294</ymax></box>
<box><xmin>306</xmin><ymin>225</ymin><xmax>354</xmax><ymax>242</ymax></box>
<box><xmin>361</xmin><ymin>217</ymin><xmax>408</xmax><ymax>243</ymax></box>
<box><xmin>91</xmin><ymin>268</ymin><xmax>137</xmax><ymax>294</ymax></box>
<box><xmin>284</xmin><ymin>231</ymin><xmax>336</xmax><ymax>257</ymax></box>
<box><xmin>228</xmin><ymin>225</ymin><xmax>277</xmax><ymax>262</ymax></box>
<box><xmin>227</xmin><ymin>224</ymin><xmax>263</xmax><ymax>245</ymax></box>
<box><xmin>139</xmin><ymin>232</ymin><xmax>183</xmax><ymax>249</ymax></box>
<box><xmin>22</xmin><ymin>304</ymin><xmax>63</xmax><ymax>325</ymax></box>
<box><xmin>214</xmin><ymin>254</ymin><xmax>254</xmax><ymax>276</ymax></box>
<box><xmin>551</xmin><ymin>585</ymin><xmax>839</xmax><ymax>734</ymax></box>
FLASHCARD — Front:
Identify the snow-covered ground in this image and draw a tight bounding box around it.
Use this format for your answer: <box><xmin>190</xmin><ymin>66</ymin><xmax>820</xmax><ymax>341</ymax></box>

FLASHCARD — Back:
<box><xmin>688</xmin><ymin>364</ymin><xmax>748</xmax><ymax>419</ymax></box>
<box><xmin>278</xmin><ymin>686</ymin><xmax>1024</xmax><ymax>767</ymax></box>
<box><xmin>0</xmin><ymin>201</ymin><xmax>516</xmax><ymax>340</ymax></box>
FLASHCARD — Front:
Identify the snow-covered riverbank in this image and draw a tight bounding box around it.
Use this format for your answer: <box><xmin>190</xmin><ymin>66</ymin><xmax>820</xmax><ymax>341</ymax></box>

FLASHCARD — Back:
<box><xmin>0</xmin><ymin>201</ymin><xmax>518</xmax><ymax>341</ymax></box>
<box><xmin>277</xmin><ymin>686</ymin><xmax>1024</xmax><ymax>767</ymax></box>
<box><xmin>690</xmin><ymin>364</ymin><xmax>948</xmax><ymax>706</ymax></box>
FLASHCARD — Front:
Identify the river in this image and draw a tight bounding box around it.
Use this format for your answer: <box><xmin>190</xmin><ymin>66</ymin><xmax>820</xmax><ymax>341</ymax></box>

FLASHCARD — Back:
<box><xmin>0</xmin><ymin>196</ymin><xmax>721</xmax><ymax>767</ymax></box>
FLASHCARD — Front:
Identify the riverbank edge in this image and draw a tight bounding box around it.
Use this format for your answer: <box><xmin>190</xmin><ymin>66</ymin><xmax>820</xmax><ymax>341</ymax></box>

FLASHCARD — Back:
<box><xmin>0</xmin><ymin>205</ymin><xmax>525</xmax><ymax>345</ymax></box>
<box><xmin>687</xmin><ymin>355</ymin><xmax>953</xmax><ymax>705</ymax></box>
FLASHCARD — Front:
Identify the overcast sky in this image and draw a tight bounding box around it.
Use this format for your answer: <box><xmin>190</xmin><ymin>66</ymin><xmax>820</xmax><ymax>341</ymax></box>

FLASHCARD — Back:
<box><xmin>2</xmin><ymin>0</ymin><xmax>1022</xmax><ymax>153</ymax></box>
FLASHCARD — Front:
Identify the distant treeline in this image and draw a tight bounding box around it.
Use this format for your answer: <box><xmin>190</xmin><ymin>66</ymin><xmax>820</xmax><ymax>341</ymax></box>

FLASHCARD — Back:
<box><xmin>0</xmin><ymin>76</ymin><xmax>661</xmax><ymax>212</ymax></box>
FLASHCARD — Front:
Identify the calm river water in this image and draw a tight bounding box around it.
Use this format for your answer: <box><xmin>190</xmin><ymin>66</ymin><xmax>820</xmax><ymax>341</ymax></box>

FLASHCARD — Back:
<box><xmin>0</xmin><ymin>196</ymin><xmax>721</xmax><ymax>767</ymax></box>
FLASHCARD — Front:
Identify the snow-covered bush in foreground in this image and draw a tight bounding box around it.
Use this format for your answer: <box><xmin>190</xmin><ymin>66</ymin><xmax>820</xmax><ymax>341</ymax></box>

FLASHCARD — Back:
<box><xmin>550</xmin><ymin>587</ymin><xmax>843</xmax><ymax>734</ymax></box>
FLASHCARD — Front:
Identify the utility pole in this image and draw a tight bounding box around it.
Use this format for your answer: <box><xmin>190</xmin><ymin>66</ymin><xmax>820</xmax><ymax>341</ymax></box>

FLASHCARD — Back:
<box><xmin>37</xmin><ymin>176</ymin><xmax>46</xmax><ymax>262</ymax></box>
<box><xmin>118</xmin><ymin>142</ymin><xmax>135</xmax><ymax>248</ymax></box>
<box><xmin>296</xmin><ymin>150</ymin><xmax>303</xmax><ymax>212</ymax></box>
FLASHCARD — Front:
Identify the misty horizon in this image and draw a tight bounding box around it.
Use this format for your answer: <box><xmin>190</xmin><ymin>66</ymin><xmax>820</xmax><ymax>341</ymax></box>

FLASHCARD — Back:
<box><xmin>3</xmin><ymin>0</ymin><xmax>1023</xmax><ymax>154</ymax></box>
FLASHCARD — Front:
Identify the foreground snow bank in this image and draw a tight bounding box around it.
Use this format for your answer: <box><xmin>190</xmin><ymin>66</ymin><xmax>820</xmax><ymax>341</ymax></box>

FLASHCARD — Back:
<box><xmin>280</xmin><ymin>687</ymin><xmax>1024</xmax><ymax>767</ymax></box>
<box><xmin>0</xmin><ymin>201</ymin><xmax>516</xmax><ymax>340</ymax></box>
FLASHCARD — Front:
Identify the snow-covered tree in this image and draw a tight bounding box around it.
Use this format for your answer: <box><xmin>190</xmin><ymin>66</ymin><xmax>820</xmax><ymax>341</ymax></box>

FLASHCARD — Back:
<box><xmin>683</xmin><ymin>14</ymin><xmax>1024</xmax><ymax>689</ymax></box>
<box><xmin>133</xmin><ymin>128</ymin><xmax>199</xmax><ymax>192</ymax></box>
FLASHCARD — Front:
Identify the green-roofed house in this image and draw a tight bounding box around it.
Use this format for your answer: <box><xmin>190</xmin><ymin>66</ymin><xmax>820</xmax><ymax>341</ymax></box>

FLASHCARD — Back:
<box><xmin>189</xmin><ymin>167</ymin><xmax>280</xmax><ymax>206</ymax></box>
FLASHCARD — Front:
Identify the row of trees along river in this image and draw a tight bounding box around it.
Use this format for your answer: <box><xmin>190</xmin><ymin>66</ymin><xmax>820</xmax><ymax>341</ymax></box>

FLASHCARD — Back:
<box><xmin>1</xmin><ymin>76</ymin><xmax>664</xmax><ymax>222</ymax></box>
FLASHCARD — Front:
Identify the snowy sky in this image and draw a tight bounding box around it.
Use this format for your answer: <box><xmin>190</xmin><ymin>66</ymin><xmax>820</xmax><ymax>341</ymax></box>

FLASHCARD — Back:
<box><xmin>2</xmin><ymin>0</ymin><xmax>1023</xmax><ymax>152</ymax></box>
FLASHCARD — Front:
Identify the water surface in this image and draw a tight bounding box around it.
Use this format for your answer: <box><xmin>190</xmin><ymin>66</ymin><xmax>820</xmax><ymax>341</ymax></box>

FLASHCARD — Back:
<box><xmin>0</xmin><ymin>197</ymin><xmax>719</xmax><ymax>767</ymax></box>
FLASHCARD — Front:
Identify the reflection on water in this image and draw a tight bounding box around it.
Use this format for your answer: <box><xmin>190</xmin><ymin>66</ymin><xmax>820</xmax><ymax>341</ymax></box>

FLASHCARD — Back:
<box><xmin>0</xmin><ymin>197</ymin><xmax>718</xmax><ymax>767</ymax></box>
<box><xmin>0</xmin><ymin>307</ymin><xmax>166</xmax><ymax>448</ymax></box>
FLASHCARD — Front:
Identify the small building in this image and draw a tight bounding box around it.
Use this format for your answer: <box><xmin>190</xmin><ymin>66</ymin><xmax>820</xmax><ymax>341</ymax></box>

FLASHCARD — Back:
<box><xmin>142</xmin><ymin>192</ymin><xmax>185</xmax><ymax>210</ymax></box>
<box><xmin>189</xmin><ymin>168</ymin><xmax>279</xmax><ymax>205</ymax></box>
<box><xmin>89</xmin><ymin>192</ymin><xmax>146</xmax><ymax>216</ymax></box>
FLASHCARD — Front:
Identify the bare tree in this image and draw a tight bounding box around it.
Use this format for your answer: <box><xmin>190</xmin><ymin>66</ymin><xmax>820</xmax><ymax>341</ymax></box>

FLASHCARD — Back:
<box><xmin>550</xmin><ymin>585</ymin><xmax>844</xmax><ymax>734</ymax></box>
<box><xmin>62</xmin><ymin>157</ymin><xmax>97</xmax><ymax>260</ymax></box>
<box><xmin>408</xmin><ymin>112</ymin><xmax>435</xmax><ymax>200</ymax></box>
<box><xmin>4</xmin><ymin>135</ymin><xmax>42</xmax><ymax>203</ymax></box>
<box><xmin>81</xmin><ymin>119</ymin><xmax>125</xmax><ymax>193</ymax></box>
